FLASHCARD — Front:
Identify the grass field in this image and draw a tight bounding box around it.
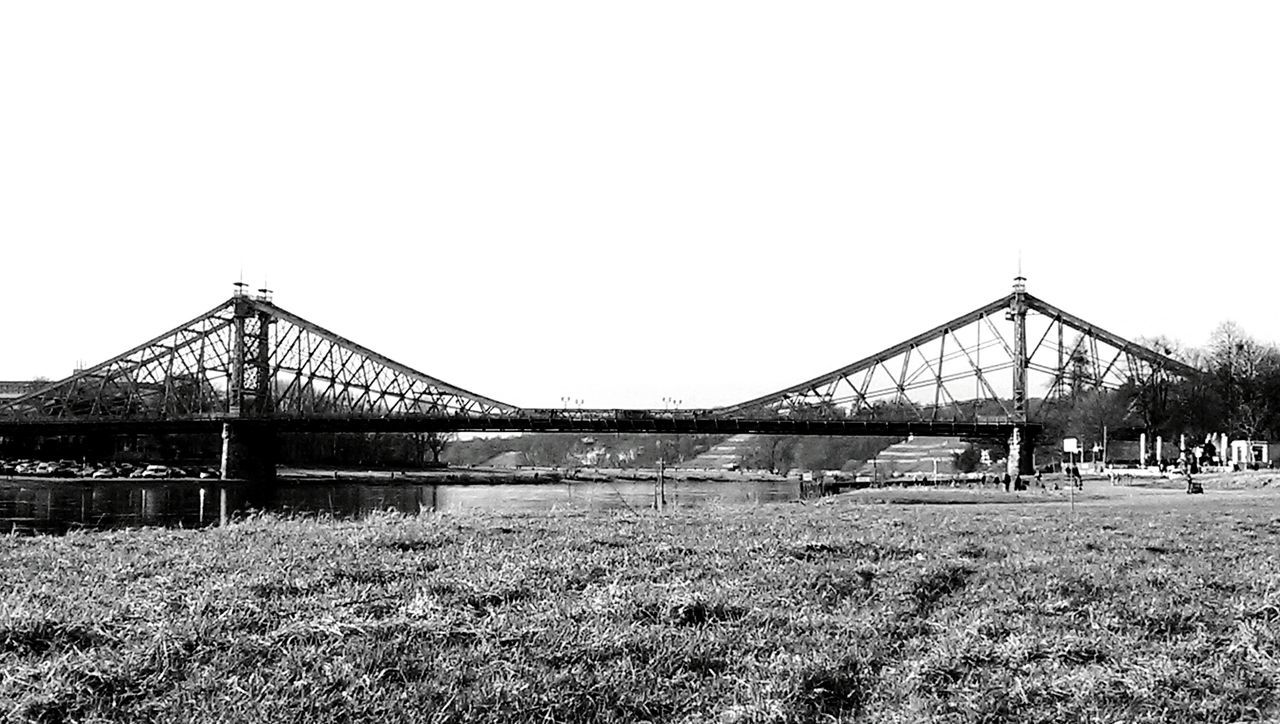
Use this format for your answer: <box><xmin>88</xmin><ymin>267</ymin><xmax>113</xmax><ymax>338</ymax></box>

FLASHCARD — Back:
<box><xmin>2</xmin><ymin>485</ymin><xmax>1279</xmax><ymax>723</ymax></box>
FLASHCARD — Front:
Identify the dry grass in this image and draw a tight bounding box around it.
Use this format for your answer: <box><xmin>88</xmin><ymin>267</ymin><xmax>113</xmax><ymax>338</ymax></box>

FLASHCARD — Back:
<box><xmin>1</xmin><ymin>493</ymin><xmax>1279</xmax><ymax>722</ymax></box>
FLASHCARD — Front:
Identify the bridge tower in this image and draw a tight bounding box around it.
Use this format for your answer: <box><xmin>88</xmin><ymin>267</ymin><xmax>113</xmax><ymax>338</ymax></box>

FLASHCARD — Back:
<box><xmin>220</xmin><ymin>286</ymin><xmax>277</xmax><ymax>482</ymax></box>
<box><xmin>1006</xmin><ymin>274</ymin><xmax>1033</xmax><ymax>477</ymax></box>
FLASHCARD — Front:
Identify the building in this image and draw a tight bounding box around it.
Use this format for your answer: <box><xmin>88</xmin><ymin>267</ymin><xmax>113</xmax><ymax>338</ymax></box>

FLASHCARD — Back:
<box><xmin>1229</xmin><ymin>439</ymin><xmax>1271</xmax><ymax>467</ymax></box>
<box><xmin>0</xmin><ymin>381</ymin><xmax>40</xmax><ymax>401</ymax></box>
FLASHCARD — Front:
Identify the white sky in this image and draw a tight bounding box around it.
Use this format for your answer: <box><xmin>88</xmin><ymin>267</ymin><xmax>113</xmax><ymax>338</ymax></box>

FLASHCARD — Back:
<box><xmin>2</xmin><ymin>2</ymin><xmax>1277</xmax><ymax>409</ymax></box>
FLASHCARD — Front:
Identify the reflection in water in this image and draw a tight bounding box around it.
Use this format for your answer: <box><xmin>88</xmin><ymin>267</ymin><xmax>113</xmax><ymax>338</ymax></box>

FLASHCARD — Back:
<box><xmin>0</xmin><ymin>481</ymin><xmax>236</xmax><ymax>534</ymax></box>
<box><xmin>0</xmin><ymin>478</ymin><xmax>804</xmax><ymax>534</ymax></box>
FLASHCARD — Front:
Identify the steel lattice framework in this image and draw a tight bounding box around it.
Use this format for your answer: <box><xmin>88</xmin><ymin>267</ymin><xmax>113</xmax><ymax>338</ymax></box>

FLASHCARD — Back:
<box><xmin>0</xmin><ymin>281</ymin><xmax>1199</xmax><ymax>441</ymax></box>
<box><xmin>0</xmin><ymin>294</ymin><xmax>515</xmax><ymax>424</ymax></box>
<box><xmin>718</xmin><ymin>278</ymin><xmax>1200</xmax><ymax>424</ymax></box>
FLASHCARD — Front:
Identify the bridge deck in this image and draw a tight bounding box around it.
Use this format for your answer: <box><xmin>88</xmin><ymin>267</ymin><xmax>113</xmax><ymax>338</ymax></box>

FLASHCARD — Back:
<box><xmin>0</xmin><ymin>412</ymin><xmax>1047</xmax><ymax>440</ymax></box>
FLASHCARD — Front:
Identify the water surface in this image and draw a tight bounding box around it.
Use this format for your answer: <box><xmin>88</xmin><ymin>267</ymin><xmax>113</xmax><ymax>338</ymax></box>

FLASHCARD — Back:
<box><xmin>0</xmin><ymin>477</ymin><xmax>804</xmax><ymax>534</ymax></box>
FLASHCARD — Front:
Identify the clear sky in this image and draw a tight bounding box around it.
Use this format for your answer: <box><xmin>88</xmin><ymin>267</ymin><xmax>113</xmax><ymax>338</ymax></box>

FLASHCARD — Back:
<box><xmin>2</xmin><ymin>2</ymin><xmax>1277</xmax><ymax>409</ymax></box>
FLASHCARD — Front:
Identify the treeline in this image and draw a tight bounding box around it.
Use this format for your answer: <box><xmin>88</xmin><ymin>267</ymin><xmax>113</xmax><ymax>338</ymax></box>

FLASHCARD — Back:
<box><xmin>1036</xmin><ymin>322</ymin><xmax>1280</xmax><ymax>447</ymax></box>
<box><xmin>1157</xmin><ymin>322</ymin><xmax>1280</xmax><ymax>441</ymax></box>
<box><xmin>743</xmin><ymin>436</ymin><xmax>902</xmax><ymax>474</ymax></box>
<box><xmin>2</xmin><ymin>432</ymin><xmax>458</xmax><ymax>469</ymax></box>
<box><xmin>444</xmin><ymin>434</ymin><xmax>726</xmax><ymax>468</ymax></box>
<box><xmin>276</xmin><ymin>432</ymin><xmax>452</xmax><ymax>468</ymax></box>
<box><xmin>1</xmin><ymin>431</ymin><xmax>731</xmax><ymax>471</ymax></box>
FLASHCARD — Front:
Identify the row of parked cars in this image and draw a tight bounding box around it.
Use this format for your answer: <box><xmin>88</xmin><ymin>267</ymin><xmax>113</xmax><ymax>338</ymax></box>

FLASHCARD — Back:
<box><xmin>1</xmin><ymin>459</ymin><xmax>220</xmax><ymax>479</ymax></box>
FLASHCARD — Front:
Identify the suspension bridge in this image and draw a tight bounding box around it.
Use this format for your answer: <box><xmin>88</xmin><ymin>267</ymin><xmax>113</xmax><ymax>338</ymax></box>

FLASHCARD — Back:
<box><xmin>0</xmin><ymin>277</ymin><xmax>1198</xmax><ymax>480</ymax></box>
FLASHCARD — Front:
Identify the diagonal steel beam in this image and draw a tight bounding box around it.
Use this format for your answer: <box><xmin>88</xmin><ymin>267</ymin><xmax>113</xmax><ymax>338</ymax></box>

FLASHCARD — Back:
<box><xmin>947</xmin><ymin>329</ymin><xmax>1011</xmax><ymax>417</ymax></box>
<box><xmin>247</xmin><ymin>298</ymin><xmax>516</xmax><ymax>414</ymax></box>
<box><xmin>1</xmin><ymin>301</ymin><xmax>236</xmax><ymax>414</ymax></box>
<box><xmin>719</xmin><ymin>294</ymin><xmax>1014</xmax><ymax>414</ymax></box>
<box><xmin>1024</xmin><ymin>294</ymin><xmax>1200</xmax><ymax>377</ymax></box>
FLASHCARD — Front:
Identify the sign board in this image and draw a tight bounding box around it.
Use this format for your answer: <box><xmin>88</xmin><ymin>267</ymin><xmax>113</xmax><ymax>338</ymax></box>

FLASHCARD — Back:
<box><xmin>1063</xmin><ymin>437</ymin><xmax>1080</xmax><ymax>454</ymax></box>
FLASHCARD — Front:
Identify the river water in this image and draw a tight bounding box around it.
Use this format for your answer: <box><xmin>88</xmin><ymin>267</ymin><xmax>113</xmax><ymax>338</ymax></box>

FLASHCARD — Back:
<box><xmin>0</xmin><ymin>478</ymin><xmax>806</xmax><ymax>534</ymax></box>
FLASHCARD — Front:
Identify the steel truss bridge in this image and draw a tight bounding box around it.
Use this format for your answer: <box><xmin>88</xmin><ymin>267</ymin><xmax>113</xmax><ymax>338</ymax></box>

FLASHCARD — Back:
<box><xmin>0</xmin><ymin>278</ymin><xmax>1197</xmax><ymax>477</ymax></box>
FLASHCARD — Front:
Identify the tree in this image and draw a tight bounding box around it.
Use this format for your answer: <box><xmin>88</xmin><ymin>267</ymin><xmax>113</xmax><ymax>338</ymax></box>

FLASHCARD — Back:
<box><xmin>1065</xmin><ymin>334</ymin><xmax>1094</xmax><ymax>397</ymax></box>
<box><xmin>953</xmin><ymin>443</ymin><xmax>982</xmax><ymax>473</ymax></box>
<box><xmin>412</xmin><ymin>431</ymin><xmax>457</xmax><ymax>466</ymax></box>
<box><xmin>1205</xmin><ymin>322</ymin><xmax>1280</xmax><ymax>440</ymax></box>
<box><xmin>1066</xmin><ymin>388</ymin><xmax>1137</xmax><ymax>442</ymax></box>
<box><xmin>745</xmin><ymin>436</ymin><xmax>797</xmax><ymax>473</ymax></box>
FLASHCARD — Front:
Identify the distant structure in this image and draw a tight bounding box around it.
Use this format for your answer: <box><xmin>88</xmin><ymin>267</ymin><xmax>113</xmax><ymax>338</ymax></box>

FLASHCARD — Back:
<box><xmin>0</xmin><ymin>277</ymin><xmax>1199</xmax><ymax>480</ymax></box>
<box><xmin>0</xmin><ymin>381</ymin><xmax>40</xmax><ymax>401</ymax></box>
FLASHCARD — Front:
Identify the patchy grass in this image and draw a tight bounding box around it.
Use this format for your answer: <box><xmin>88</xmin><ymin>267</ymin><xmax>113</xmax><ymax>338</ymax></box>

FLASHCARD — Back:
<box><xmin>1</xmin><ymin>497</ymin><xmax>1279</xmax><ymax>722</ymax></box>
<box><xmin>838</xmin><ymin>486</ymin><xmax>1111</xmax><ymax>506</ymax></box>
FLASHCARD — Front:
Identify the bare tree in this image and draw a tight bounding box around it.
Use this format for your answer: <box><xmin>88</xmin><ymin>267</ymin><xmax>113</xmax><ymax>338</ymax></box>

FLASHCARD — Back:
<box><xmin>1206</xmin><ymin>322</ymin><xmax>1280</xmax><ymax>442</ymax></box>
<box><xmin>411</xmin><ymin>431</ymin><xmax>457</xmax><ymax>466</ymax></box>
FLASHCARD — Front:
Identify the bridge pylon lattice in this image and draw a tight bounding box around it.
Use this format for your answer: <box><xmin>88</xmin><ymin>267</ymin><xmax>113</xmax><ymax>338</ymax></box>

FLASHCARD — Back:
<box><xmin>1</xmin><ymin>279</ymin><xmax>1202</xmax><ymax>479</ymax></box>
<box><xmin>719</xmin><ymin>278</ymin><xmax>1199</xmax><ymax>474</ymax></box>
<box><xmin>0</xmin><ymin>290</ymin><xmax>516</xmax><ymax>477</ymax></box>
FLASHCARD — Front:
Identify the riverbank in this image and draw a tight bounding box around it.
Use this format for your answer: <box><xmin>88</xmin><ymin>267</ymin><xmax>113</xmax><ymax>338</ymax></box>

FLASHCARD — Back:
<box><xmin>281</xmin><ymin>465</ymin><xmax>788</xmax><ymax>485</ymax></box>
<box><xmin>2</xmin><ymin>492</ymin><xmax>1278</xmax><ymax>722</ymax></box>
<box><xmin>0</xmin><ymin>466</ymin><xmax>787</xmax><ymax>488</ymax></box>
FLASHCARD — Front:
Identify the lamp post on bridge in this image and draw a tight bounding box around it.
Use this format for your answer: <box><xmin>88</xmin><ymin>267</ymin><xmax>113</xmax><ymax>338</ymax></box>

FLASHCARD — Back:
<box><xmin>655</xmin><ymin>397</ymin><xmax>684</xmax><ymax>511</ymax></box>
<box><xmin>660</xmin><ymin>397</ymin><xmax>684</xmax><ymax>462</ymax></box>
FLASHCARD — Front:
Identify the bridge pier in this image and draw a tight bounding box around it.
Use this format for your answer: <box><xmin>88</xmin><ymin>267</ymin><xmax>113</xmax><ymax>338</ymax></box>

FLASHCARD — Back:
<box><xmin>220</xmin><ymin>423</ymin><xmax>276</xmax><ymax>483</ymax></box>
<box><xmin>1007</xmin><ymin>427</ymin><xmax>1034</xmax><ymax>479</ymax></box>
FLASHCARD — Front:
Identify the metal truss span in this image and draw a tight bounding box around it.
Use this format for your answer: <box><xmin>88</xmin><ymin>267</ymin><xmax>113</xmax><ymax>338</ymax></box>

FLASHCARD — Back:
<box><xmin>0</xmin><ymin>409</ymin><xmax>1038</xmax><ymax>441</ymax></box>
<box><xmin>719</xmin><ymin>284</ymin><xmax>1200</xmax><ymax>424</ymax></box>
<box><xmin>0</xmin><ymin>282</ymin><xmax>1198</xmax><ymax>438</ymax></box>
<box><xmin>0</xmin><ymin>294</ymin><xmax>517</xmax><ymax>424</ymax></box>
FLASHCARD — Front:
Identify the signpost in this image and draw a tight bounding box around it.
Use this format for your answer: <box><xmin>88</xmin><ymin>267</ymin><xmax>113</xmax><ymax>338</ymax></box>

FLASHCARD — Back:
<box><xmin>1063</xmin><ymin>437</ymin><xmax>1079</xmax><ymax>516</ymax></box>
<box><xmin>1063</xmin><ymin>437</ymin><xmax>1079</xmax><ymax>469</ymax></box>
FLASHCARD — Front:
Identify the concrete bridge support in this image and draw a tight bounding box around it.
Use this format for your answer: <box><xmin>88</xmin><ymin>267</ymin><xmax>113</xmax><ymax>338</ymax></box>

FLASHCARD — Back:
<box><xmin>1007</xmin><ymin>427</ymin><xmax>1034</xmax><ymax>478</ymax></box>
<box><xmin>220</xmin><ymin>422</ymin><xmax>276</xmax><ymax>483</ymax></box>
<box><xmin>1006</xmin><ymin>276</ymin><xmax>1035</xmax><ymax>478</ymax></box>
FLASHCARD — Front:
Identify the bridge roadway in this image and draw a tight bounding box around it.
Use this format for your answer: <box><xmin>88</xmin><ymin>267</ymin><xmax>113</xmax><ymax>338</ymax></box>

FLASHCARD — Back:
<box><xmin>0</xmin><ymin>408</ymin><xmax>1059</xmax><ymax>440</ymax></box>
